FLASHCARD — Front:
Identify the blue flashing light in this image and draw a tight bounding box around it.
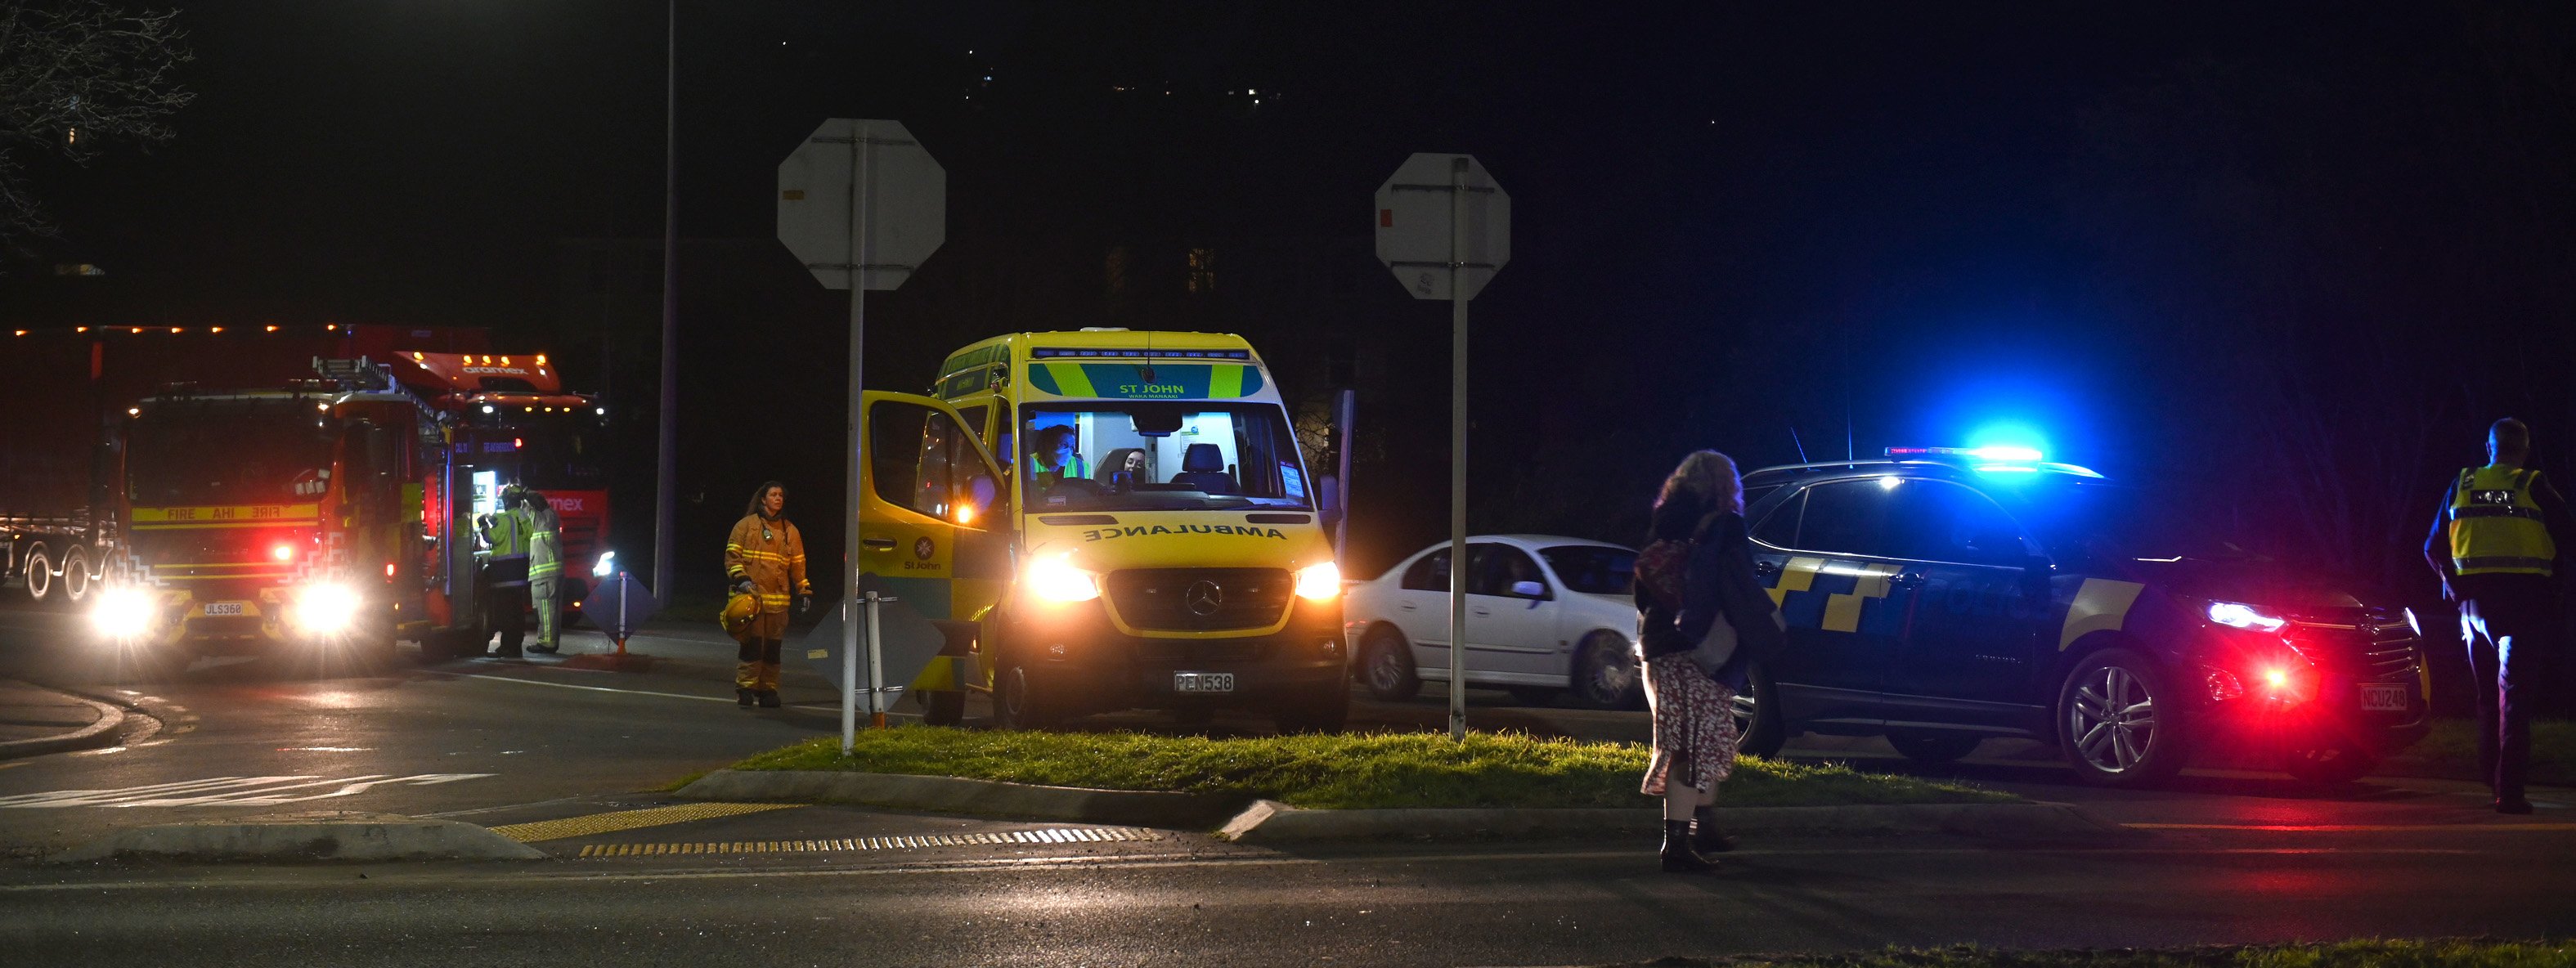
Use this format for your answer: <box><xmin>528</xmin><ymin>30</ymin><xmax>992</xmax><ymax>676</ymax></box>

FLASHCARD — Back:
<box><xmin>1970</xmin><ymin>445</ymin><xmax>2043</xmax><ymax>463</ymax></box>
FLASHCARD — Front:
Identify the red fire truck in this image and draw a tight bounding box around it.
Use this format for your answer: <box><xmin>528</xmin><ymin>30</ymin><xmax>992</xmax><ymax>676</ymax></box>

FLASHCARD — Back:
<box><xmin>0</xmin><ymin>325</ymin><xmax>610</xmax><ymax>666</ymax></box>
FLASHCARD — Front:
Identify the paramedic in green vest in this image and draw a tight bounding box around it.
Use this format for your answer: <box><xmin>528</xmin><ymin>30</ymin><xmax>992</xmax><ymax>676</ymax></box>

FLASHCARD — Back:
<box><xmin>523</xmin><ymin>489</ymin><xmax>566</xmax><ymax>655</ymax></box>
<box><xmin>477</xmin><ymin>485</ymin><xmax>536</xmax><ymax>659</ymax></box>
<box><xmin>2426</xmin><ymin>418</ymin><xmax>2574</xmax><ymax>813</ymax></box>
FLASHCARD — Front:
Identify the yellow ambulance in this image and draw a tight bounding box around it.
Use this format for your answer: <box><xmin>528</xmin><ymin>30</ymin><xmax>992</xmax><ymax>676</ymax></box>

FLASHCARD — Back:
<box><xmin>877</xmin><ymin>329</ymin><xmax>1348</xmax><ymax>731</ymax></box>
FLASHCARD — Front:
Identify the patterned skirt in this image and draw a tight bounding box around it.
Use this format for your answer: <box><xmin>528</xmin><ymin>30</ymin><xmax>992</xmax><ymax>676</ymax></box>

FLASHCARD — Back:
<box><xmin>1640</xmin><ymin>653</ymin><xmax>1740</xmax><ymax>795</ymax></box>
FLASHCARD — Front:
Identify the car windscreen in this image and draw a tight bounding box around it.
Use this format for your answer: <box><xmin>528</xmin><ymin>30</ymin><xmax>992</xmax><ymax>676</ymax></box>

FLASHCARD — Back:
<box><xmin>126</xmin><ymin>401</ymin><xmax>334</xmax><ymax>506</ymax></box>
<box><xmin>2012</xmin><ymin>482</ymin><xmax>2260</xmax><ymax>565</ymax></box>
<box><xmin>1540</xmin><ymin>545</ymin><xmax>1636</xmax><ymax>595</ymax></box>
<box><xmin>1017</xmin><ymin>403</ymin><xmax>1313</xmax><ymax>513</ymax></box>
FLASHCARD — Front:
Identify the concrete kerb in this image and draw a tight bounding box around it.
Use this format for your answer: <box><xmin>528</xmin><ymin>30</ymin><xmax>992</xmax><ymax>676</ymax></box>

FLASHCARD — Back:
<box><xmin>678</xmin><ymin>769</ymin><xmax>2134</xmax><ymax>844</ymax></box>
<box><xmin>49</xmin><ymin>811</ymin><xmax>545</xmax><ymax>864</ymax></box>
<box><xmin>1216</xmin><ymin>799</ymin><xmax>2136</xmax><ymax>844</ymax></box>
<box><xmin>0</xmin><ymin>681</ymin><xmax>128</xmax><ymax>760</ymax></box>
<box><xmin>675</xmin><ymin>769</ymin><xmax>1250</xmax><ymax>829</ymax></box>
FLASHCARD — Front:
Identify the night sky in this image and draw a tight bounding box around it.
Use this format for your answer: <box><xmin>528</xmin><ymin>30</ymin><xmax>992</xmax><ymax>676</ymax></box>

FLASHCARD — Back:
<box><xmin>6</xmin><ymin>2</ymin><xmax>2571</xmax><ymax>607</ymax></box>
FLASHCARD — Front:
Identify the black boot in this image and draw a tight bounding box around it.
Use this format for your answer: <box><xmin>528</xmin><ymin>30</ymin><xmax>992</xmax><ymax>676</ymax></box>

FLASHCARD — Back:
<box><xmin>1691</xmin><ymin>806</ymin><xmax>1737</xmax><ymax>854</ymax></box>
<box><xmin>1661</xmin><ymin>820</ymin><xmax>1717</xmax><ymax>873</ymax></box>
<box><xmin>736</xmin><ymin>688</ymin><xmax>756</xmax><ymax>707</ymax></box>
<box><xmin>756</xmin><ymin>690</ymin><xmax>781</xmax><ymax>709</ymax></box>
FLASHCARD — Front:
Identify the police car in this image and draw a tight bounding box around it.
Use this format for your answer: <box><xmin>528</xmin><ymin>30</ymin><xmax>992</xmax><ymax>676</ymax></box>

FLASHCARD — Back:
<box><xmin>1735</xmin><ymin>446</ymin><xmax>2430</xmax><ymax>786</ymax></box>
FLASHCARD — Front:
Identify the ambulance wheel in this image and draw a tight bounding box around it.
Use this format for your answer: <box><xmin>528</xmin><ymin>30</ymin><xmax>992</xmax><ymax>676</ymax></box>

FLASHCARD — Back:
<box><xmin>20</xmin><ymin>545</ymin><xmax>52</xmax><ymax>603</ymax></box>
<box><xmin>1359</xmin><ymin>625</ymin><xmax>1420</xmax><ymax>701</ymax></box>
<box><xmin>994</xmin><ymin>660</ymin><xmax>1061</xmax><ymax>731</ymax></box>
<box><xmin>1273</xmin><ymin>683</ymin><xmax>1350</xmax><ymax>734</ymax></box>
<box><xmin>2058</xmin><ymin>648</ymin><xmax>2191</xmax><ymax>788</ymax></box>
<box><xmin>919</xmin><ymin>689</ymin><xmax>965</xmax><ymax>728</ymax></box>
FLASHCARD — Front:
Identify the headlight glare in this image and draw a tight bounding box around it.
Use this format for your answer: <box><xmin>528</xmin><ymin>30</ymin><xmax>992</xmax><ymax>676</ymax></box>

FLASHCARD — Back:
<box><xmin>592</xmin><ymin>550</ymin><xmax>617</xmax><ymax>578</ymax></box>
<box><xmin>291</xmin><ymin>583</ymin><xmax>363</xmax><ymax>634</ymax></box>
<box><xmin>2207</xmin><ymin>601</ymin><xmax>2286</xmax><ymax>632</ymax></box>
<box><xmin>90</xmin><ymin>586</ymin><xmax>157</xmax><ymax>639</ymax></box>
<box><xmin>1295</xmin><ymin>561</ymin><xmax>1341</xmax><ymax>601</ymax></box>
<box><xmin>1026</xmin><ymin>556</ymin><xmax>1101</xmax><ymax>603</ymax></box>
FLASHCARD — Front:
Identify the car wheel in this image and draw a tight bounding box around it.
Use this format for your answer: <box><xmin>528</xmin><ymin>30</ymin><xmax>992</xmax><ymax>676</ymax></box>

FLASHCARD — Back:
<box><xmin>1506</xmin><ymin>686</ymin><xmax>1562</xmax><ymax>706</ymax></box>
<box><xmin>1274</xmin><ymin>683</ymin><xmax>1350</xmax><ymax>734</ymax></box>
<box><xmin>2284</xmin><ymin>742</ymin><xmax>2378</xmax><ymax>786</ymax></box>
<box><xmin>994</xmin><ymin>658</ymin><xmax>1061</xmax><ymax>731</ymax></box>
<box><xmin>1360</xmin><ymin>625</ymin><xmax>1420</xmax><ymax>701</ymax></box>
<box><xmin>1731</xmin><ymin>661</ymin><xmax>1787</xmax><ymax>759</ymax></box>
<box><xmin>1886</xmin><ymin>728</ymin><xmax>1982</xmax><ymax>765</ymax></box>
<box><xmin>58</xmin><ymin>546</ymin><xmax>91</xmax><ymax>603</ymax></box>
<box><xmin>2057</xmin><ymin>648</ymin><xmax>2190</xmax><ymax>787</ymax></box>
<box><xmin>1572</xmin><ymin>632</ymin><xmax>1642</xmax><ymax>710</ymax></box>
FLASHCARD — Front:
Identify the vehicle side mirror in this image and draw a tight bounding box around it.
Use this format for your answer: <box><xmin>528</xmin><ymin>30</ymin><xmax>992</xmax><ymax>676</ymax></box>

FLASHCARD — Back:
<box><xmin>1510</xmin><ymin>580</ymin><xmax>1546</xmax><ymax>598</ymax></box>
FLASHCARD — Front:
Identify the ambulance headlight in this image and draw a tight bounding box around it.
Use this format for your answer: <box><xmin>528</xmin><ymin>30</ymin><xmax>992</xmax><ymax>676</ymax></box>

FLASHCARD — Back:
<box><xmin>1295</xmin><ymin>562</ymin><xmax>1342</xmax><ymax>602</ymax></box>
<box><xmin>291</xmin><ymin>583</ymin><xmax>363</xmax><ymax>634</ymax></box>
<box><xmin>1026</xmin><ymin>556</ymin><xmax>1102</xmax><ymax>603</ymax></box>
<box><xmin>91</xmin><ymin>587</ymin><xmax>157</xmax><ymax>639</ymax></box>
<box><xmin>592</xmin><ymin>550</ymin><xmax>617</xmax><ymax>577</ymax></box>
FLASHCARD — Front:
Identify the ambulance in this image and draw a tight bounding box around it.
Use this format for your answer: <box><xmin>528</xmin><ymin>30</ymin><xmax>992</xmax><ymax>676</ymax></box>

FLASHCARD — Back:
<box><xmin>859</xmin><ymin>329</ymin><xmax>1347</xmax><ymax>731</ymax></box>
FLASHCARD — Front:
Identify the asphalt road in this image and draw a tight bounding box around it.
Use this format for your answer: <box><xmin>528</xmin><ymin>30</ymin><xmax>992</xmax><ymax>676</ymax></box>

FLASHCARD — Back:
<box><xmin>2</xmin><ymin>598</ymin><xmax>2569</xmax><ymax>966</ymax></box>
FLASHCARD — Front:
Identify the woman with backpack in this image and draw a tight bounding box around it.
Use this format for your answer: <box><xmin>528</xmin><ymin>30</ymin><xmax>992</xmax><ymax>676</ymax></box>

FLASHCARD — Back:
<box><xmin>1633</xmin><ymin>450</ymin><xmax>1786</xmax><ymax>873</ymax></box>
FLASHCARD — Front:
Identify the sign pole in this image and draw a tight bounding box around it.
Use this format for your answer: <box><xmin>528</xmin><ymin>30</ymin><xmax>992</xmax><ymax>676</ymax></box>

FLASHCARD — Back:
<box><xmin>1446</xmin><ymin>156</ymin><xmax>1470</xmax><ymax>742</ymax></box>
<box><xmin>855</xmin><ymin>128</ymin><xmax>886</xmax><ymax>751</ymax></box>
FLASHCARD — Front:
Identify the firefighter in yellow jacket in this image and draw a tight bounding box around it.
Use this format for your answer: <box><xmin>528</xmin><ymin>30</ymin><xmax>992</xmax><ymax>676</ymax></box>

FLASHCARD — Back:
<box><xmin>725</xmin><ymin>481</ymin><xmax>811</xmax><ymax>707</ymax></box>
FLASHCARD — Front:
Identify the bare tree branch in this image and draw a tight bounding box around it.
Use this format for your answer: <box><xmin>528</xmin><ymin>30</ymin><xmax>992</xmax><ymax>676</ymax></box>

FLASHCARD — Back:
<box><xmin>0</xmin><ymin>1</ymin><xmax>194</xmax><ymax>247</ymax></box>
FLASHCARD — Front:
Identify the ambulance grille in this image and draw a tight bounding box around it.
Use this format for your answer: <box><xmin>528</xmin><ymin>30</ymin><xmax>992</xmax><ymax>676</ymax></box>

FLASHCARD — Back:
<box><xmin>1104</xmin><ymin>567</ymin><xmax>1291</xmax><ymax>633</ymax></box>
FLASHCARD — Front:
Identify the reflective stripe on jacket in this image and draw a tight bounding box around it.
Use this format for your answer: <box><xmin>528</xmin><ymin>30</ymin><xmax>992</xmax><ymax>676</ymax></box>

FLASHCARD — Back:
<box><xmin>725</xmin><ymin>514</ymin><xmax>810</xmax><ymax>613</ymax></box>
<box><xmin>2450</xmin><ymin>465</ymin><xmax>2557</xmax><ymax>576</ymax></box>
<box><xmin>527</xmin><ymin>502</ymin><xmax>565</xmax><ymax>579</ymax></box>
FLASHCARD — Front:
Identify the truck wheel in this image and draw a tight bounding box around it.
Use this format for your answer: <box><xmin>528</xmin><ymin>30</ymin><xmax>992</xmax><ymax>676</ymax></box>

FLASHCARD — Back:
<box><xmin>1887</xmin><ymin>728</ymin><xmax>1982</xmax><ymax>765</ymax></box>
<box><xmin>1273</xmin><ymin>682</ymin><xmax>1351</xmax><ymax>734</ymax></box>
<box><xmin>994</xmin><ymin>659</ymin><xmax>1061</xmax><ymax>731</ymax></box>
<box><xmin>1359</xmin><ymin>625</ymin><xmax>1420</xmax><ymax>701</ymax></box>
<box><xmin>2057</xmin><ymin>648</ymin><xmax>2191</xmax><ymax>787</ymax></box>
<box><xmin>20</xmin><ymin>544</ymin><xmax>52</xmax><ymax>603</ymax></box>
<box><xmin>58</xmin><ymin>546</ymin><xmax>91</xmax><ymax>603</ymax></box>
<box><xmin>2284</xmin><ymin>742</ymin><xmax>2378</xmax><ymax>786</ymax></box>
<box><xmin>417</xmin><ymin>629</ymin><xmax>469</xmax><ymax>662</ymax></box>
<box><xmin>1572</xmin><ymin>632</ymin><xmax>1642</xmax><ymax>709</ymax></box>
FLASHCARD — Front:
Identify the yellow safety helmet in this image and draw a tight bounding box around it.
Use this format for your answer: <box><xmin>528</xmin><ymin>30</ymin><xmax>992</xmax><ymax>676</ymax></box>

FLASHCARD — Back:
<box><xmin>720</xmin><ymin>591</ymin><xmax>759</xmax><ymax>641</ymax></box>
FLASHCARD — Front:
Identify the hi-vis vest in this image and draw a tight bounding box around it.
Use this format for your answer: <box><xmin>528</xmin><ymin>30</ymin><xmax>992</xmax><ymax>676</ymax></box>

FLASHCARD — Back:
<box><xmin>527</xmin><ymin>502</ymin><xmax>564</xmax><ymax>580</ymax></box>
<box><xmin>2450</xmin><ymin>465</ymin><xmax>2556</xmax><ymax>576</ymax></box>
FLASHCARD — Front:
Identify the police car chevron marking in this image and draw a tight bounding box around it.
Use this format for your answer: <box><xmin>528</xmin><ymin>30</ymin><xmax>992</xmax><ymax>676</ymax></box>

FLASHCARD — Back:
<box><xmin>2059</xmin><ymin>578</ymin><xmax>2146</xmax><ymax>651</ymax></box>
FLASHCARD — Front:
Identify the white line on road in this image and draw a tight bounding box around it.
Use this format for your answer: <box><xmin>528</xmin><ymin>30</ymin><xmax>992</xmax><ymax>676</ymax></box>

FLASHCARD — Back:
<box><xmin>439</xmin><ymin>673</ymin><xmax>734</xmax><ymax>704</ymax></box>
<box><xmin>0</xmin><ymin>773</ymin><xmax>496</xmax><ymax>808</ymax></box>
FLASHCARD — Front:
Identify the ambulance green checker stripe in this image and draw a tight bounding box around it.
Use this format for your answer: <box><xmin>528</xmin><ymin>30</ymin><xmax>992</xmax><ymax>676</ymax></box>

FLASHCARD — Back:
<box><xmin>1025</xmin><ymin>363</ymin><xmax>1263</xmax><ymax>400</ymax></box>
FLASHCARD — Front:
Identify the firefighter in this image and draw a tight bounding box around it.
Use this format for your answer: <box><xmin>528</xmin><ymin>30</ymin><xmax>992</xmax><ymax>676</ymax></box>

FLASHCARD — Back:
<box><xmin>523</xmin><ymin>489</ymin><xmax>565</xmax><ymax>654</ymax></box>
<box><xmin>2426</xmin><ymin>418</ymin><xmax>2574</xmax><ymax>814</ymax></box>
<box><xmin>725</xmin><ymin>481</ymin><xmax>811</xmax><ymax>707</ymax></box>
<box><xmin>477</xmin><ymin>484</ymin><xmax>537</xmax><ymax>658</ymax></box>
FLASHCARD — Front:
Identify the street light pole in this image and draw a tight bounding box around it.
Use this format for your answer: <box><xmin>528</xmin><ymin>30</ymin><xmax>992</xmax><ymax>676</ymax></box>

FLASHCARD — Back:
<box><xmin>652</xmin><ymin>0</ymin><xmax>679</xmax><ymax>608</ymax></box>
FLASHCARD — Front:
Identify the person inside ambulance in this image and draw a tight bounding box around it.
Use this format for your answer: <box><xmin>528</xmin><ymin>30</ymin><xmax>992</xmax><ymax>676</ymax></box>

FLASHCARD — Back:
<box><xmin>1025</xmin><ymin>424</ymin><xmax>1089</xmax><ymax>495</ymax></box>
<box><xmin>1095</xmin><ymin>447</ymin><xmax>1147</xmax><ymax>493</ymax></box>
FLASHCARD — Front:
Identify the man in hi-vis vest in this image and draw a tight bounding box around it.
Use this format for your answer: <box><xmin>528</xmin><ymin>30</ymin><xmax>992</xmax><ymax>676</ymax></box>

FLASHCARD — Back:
<box><xmin>2426</xmin><ymin>418</ymin><xmax>2573</xmax><ymax>813</ymax></box>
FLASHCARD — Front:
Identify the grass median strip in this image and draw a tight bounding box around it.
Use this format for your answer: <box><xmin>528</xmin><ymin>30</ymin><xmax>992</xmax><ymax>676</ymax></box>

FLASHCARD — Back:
<box><xmin>726</xmin><ymin>727</ymin><xmax>2014</xmax><ymax>810</ymax></box>
<box><xmin>1620</xmin><ymin>939</ymin><xmax>2576</xmax><ymax>968</ymax></box>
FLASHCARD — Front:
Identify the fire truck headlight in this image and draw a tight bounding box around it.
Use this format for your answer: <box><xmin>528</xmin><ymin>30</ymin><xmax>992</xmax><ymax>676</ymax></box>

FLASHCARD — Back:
<box><xmin>592</xmin><ymin>550</ymin><xmax>617</xmax><ymax>578</ymax></box>
<box><xmin>91</xmin><ymin>587</ymin><xmax>156</xmax><ymax>639</ymax></box>
<box><xmin>292</xmin><ymin>583</ymin><xmax>363</xmax><ymax>634</ymax></box>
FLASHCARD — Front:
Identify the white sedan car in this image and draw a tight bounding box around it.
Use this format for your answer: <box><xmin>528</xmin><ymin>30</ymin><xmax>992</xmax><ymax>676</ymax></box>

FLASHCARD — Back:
<box><xmin>1343</xmin><ymin>535</ymin><xmax>1644</xmax><ymax>709</ymax></box>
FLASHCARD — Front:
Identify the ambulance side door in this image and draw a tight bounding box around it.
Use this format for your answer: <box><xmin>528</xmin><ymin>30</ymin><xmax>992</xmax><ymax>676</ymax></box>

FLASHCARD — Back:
<box><xmin>859</xmin><ymin>392</ymin><xmax>1011</xmax><ymax>624</ymax></box>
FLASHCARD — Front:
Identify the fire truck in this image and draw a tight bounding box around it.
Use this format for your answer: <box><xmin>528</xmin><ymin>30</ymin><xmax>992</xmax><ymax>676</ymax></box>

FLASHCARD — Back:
<box><xmin>0</xmin><ymin>325</ymin><xmax>610</xmax><ymax>666</ymax></box>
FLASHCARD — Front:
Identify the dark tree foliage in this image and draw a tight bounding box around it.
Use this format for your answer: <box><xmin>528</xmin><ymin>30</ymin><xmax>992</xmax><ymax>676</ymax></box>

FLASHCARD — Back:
<box><xmin>0</xmin><ymin>1</ymin><xmax>193</xmax><ymax>247</ymax></box>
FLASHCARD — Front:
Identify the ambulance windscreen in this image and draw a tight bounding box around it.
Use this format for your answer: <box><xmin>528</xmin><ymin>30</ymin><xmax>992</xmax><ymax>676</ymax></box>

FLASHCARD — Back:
<box><xmin>1018</xmin><ymin>404</ymin><xmax>1312</xmax><ymax>512</ymax></box>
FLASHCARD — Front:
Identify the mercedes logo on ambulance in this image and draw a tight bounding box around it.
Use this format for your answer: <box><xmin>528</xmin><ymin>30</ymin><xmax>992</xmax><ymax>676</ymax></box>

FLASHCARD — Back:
<box><xmin>1183</xmin><ymin>580</ymin><xmax>1226</xmax><ymax>617</ymax></box>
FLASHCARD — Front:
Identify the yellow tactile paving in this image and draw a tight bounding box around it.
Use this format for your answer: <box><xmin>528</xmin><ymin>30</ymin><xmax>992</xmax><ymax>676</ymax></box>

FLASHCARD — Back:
<box><xmin>572</xmin><ymin>826</ymin><xmax>1160</xmax><ymax>858</ymax></box>
<box><xmin>487</xmin><ymin>801</ymin><xmax>805</xmax><ymax>843</ymax></box>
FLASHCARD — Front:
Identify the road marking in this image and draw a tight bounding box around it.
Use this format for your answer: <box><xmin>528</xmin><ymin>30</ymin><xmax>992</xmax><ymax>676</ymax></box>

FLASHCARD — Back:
<box><xmin>2126</xmin><ymin>822</ymin><xmax>2576</xmax><ymax>832</ymax></box>
<box><xmin>489</xmin><ymin>802</ymin><xmax>805</xmax><ymax>843</ymax></box>
<box><xmin>0</xmin><ymin>773</ymin><xmax>493</xmax><ymax>808</ymax></box>
<box><xmin>442</xmin><ymin>673</ymin><xmax>736</xmax><ymax>704</ymax></box>
<box><xmin>572</xmin><ymin>826</ymin><xmax>1160</xmax><ymax>858</ymax></box>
